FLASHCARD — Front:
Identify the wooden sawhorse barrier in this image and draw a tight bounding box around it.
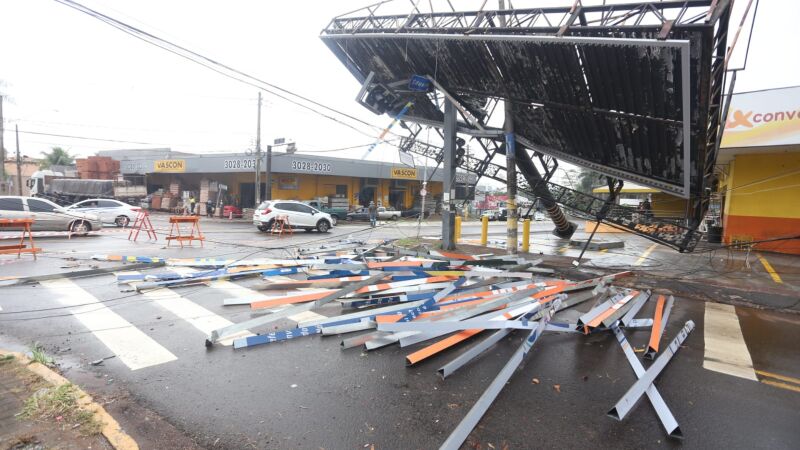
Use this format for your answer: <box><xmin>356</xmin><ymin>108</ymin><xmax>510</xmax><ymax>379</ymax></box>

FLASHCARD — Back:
<box><xmin>128</xmin><ymin>209</ymin><xmax>158</xmax><ymax>242</ymax></box>
<box><xmin>166</xmin><ymin>215</ymin><xmax>204</xmax><ymax>248</ymax></box>
<box><xmin>0</xmin><ymin>218</ymin><xmax>42</xmax><ymax>259</ymax></box>
<box><xmin>270</xmin><ymin>214</ymin><xmax>293</xmax><ymax>237</ymax></box>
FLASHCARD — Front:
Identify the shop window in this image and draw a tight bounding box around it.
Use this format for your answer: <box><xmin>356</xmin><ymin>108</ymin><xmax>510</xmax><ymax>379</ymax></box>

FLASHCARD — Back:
<box><xmin>336</xmin><ymin>185</ymin><xmax>348</xmax><ymax>196</ymax></box>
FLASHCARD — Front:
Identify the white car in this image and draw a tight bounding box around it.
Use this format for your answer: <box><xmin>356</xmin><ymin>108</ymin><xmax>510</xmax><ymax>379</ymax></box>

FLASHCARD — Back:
<box><xmin>0</xmin><ymin>196</ymin><xmax>103</xmax><ymax>234</ymax></box>
<box><xmin>66</xmin><ymin>199</ymin><xmax>140</xmax><ymax>227</ymax></box>
<box><xmin>253</xmin><ymin>200</ymin><xmax>334</xmax><ymax>233</ymax></box>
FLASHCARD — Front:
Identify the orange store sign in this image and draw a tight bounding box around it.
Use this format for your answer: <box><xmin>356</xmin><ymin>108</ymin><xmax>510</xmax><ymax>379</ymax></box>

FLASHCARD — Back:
<box><xmin>721</xmin><ymin>86</ymin><xmax>800</xmax><ymax>148</ymax></box>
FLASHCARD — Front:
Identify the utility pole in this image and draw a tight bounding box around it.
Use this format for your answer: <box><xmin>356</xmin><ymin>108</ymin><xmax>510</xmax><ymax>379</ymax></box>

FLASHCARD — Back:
<box><xmin>0</xmin><ymin>95</ymin><xmax>5</xmax><ymax>191</ymax></box>
<box><xmin>254</xmin><ymin>92</ymin><xmax>262</xmax><ymax>207</ymax></box>
<box><xmin>266</xmin><ymin>144</ymin><xmax>272</xmax><ymax>200</ymax></box>
<box><xmin>499</xmin><ymin>0</ymin><xmax>518</xmax><ymax>254</ymax></box>
<box><xmin>15</xmin><ymin>125</ymin><xmax>22</xmax><ymax>195</ymax></box>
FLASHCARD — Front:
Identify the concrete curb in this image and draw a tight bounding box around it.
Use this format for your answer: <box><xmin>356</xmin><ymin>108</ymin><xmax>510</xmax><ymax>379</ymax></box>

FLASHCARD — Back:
<box><xmin>0</xmin><ymin>350</ymin><xmax>139</xmax><ymax>450</ymax></box>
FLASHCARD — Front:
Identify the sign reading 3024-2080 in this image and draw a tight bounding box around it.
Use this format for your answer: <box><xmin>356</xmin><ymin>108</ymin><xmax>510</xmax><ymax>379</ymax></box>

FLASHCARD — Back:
<box><xmin>291</xmin><ymin>160</ymin><xmax>332</xmax><ymax>173</ymax></box>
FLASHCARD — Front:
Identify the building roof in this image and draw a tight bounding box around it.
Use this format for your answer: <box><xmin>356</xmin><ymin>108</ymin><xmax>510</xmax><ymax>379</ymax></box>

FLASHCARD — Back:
<box><xmin>109</xmin><ymin>148</ymin><xmax>476</xmax><ymax>184</ymax></box>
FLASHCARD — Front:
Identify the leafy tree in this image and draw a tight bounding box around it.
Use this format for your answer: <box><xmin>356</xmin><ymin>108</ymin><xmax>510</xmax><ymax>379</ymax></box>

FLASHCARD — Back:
<box><xmin>40</xmin><ymin>147</ymin><xmax>74</xmax><ymax>169</ymax></box>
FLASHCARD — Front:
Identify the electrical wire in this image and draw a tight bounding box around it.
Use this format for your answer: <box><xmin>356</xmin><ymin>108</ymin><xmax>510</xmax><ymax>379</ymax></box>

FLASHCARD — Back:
<box><xmin>51</xmin><ymin>0</ymin><xmax>387</xmax><ymax>141</ymax></box>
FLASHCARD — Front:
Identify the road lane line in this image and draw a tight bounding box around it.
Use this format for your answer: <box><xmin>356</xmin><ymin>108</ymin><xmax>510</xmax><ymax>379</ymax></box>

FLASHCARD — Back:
<box><xmin>756</xmin><ymin>253</ymin><xmax>783</xmax><ymax>284</ymax></box>
<box><xmin>760</xmin><ymin>379</ymin><xmax>800</xmax><ymax>393</ymax></box>
<box><xmin>703</xmin><ymin>302</ymin><xmax>757</xmax><ymax>381</ymax></box>
<box><xmin>755</xmin><ymin>369</ymin><xmax>800</xmax><ymax>386</ymax></box>
<box><xmin>634</xmin><ymin>244</ymin><xmax>658</xmax><ymax>266</ymax></box>
<box><xmin>41</xmin><ymin>279</ymin><xmax>177</xmax><ymax>371</ymax></box>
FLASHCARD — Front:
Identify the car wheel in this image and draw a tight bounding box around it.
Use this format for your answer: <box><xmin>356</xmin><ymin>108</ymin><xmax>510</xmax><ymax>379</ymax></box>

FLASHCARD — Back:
<box><xmin>264</xmin><ymin>220</ymin><xmax>274</xmax><ymax>231</ymax></box>
<box><xmin>330</xmin><ymin>215</ymin><xmax>338</xmax><ymax>226</ymax></box>
<box><xmin>391</xmin><ymin>215</ymin><xmax>398</xmax><ymax>221</ymax></box>
<box><xmin>257</xmin><ymin>225</ymin><xmax>268</xmax><ymax>232</ymax></box>
<box><xmin>316</xmin><ymin>220</ymin><xmax>330</xmax><ymax>233</ymax></box>
<box><xmin>345</xmin><ymin>216</ymin><xmax>353</xmax><ymax>222</ymax></box>
<box><xmin>115</xmin><ymin>215</ymin><xmax>130</xmax><ymax>227</ymax></box>
<box><xmin>70</xmin><ymin>220</ymin><xmax>91</xmax><ymax>235</ymax></box>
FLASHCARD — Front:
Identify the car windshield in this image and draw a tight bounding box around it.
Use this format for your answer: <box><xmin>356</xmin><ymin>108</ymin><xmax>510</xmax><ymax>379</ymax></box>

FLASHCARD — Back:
<box><xmin>257</xmin><ymin>201</ymin><xmax>271</xmax><ymax>210</ymax></box>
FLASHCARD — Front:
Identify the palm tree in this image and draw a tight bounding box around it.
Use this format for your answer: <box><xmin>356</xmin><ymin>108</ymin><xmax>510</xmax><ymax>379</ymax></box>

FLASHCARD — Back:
<box><xmin>40</xmin><ymin>147</ymin><xmax>74</xmax><ymax>169</ymax></box>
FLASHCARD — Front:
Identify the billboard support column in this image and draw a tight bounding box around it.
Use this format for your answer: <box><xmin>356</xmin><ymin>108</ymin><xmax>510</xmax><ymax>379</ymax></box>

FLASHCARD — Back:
<box><xmin>442</xmin><ymin>99</ymin><xmax>457</xmax><ymax>250</ymax></box>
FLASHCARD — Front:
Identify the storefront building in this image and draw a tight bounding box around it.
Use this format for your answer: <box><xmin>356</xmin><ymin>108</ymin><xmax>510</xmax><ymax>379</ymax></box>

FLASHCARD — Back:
<box><xmin>717</xmin><ymin>85</ymin><xmax>800</xmax><ymax>255</ymax></box>
<box><xmin>106</xmin><ymin>149</ymin><xmax>476</xmax><ymax>214</ymax></box>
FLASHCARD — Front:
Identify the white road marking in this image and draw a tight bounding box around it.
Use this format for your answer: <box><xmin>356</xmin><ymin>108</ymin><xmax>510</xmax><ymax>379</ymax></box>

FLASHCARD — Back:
<box><xmin>172</xmin><ymin>267</ymin><xmax>327</xmax><ymax>323</ymax></box>
<box><xmin>122</xmin><ymin>269</ymin><xmax>252</xmax><ymax>346</ymax></box>
<box><xmin>41</xmin><ymin>279</ymin><xmax>177</xmax><ymax>371</ymax></box>
<box><xmin>703</xmin><ymin>302</ymin><xmax>758</xmax><ymax>381</ymax></box>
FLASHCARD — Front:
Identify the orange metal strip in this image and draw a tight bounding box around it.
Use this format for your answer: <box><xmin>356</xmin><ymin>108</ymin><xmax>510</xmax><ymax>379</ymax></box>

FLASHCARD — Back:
<box><xmin>405</xmin><ymin>287</ymin><xmax>567</xmax><ymax>366</ymax></box>
<box><xmin>586</xmin><ymin>290</ymin><xmax>640</xmax><ymax>328</ymax></box>
<box><xmin>648</xmin><ymin>295</ymin><xmax>666</xmax><ymax>352</ymax></box>
<box><xmin>250</xmin><ymin>290</ymin><xmax>334</xmax><ymax>309</ymax></box>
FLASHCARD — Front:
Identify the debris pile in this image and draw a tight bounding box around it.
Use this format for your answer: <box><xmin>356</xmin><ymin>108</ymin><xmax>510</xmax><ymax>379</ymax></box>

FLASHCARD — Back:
<box><xmin>107</xmin><ymin>245</ymin><xmax>690</xmax><ymax>448</ymax></box>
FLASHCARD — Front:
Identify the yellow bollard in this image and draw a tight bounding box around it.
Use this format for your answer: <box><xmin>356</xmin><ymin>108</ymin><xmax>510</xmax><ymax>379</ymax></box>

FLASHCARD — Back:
<box><xmin>481</xmin><ymin>215</ymin><xmax>489</xmax><ymax>246</ymax></box>
<box><xmin>454</xmin><ymin>216</ymin><xmax>462</xmax><ymax>244</ymax></box>
<box><xmin>522</xmin><ymin>219</ymin><xmax>531</xmax><ymax>253</ymax></box>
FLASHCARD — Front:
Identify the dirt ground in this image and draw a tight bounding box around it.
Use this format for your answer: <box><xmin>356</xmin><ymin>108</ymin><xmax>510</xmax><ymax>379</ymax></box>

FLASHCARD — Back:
<box><xmin>0</xmin><ymin>354</ymin><xmax>111</xmax><ymax>450</ymax></box>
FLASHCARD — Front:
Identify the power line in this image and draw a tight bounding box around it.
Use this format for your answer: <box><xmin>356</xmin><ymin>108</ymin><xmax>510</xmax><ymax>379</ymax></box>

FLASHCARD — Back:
<box><xmin>16</xmin><ymin>129</ymin><xmax>167</xmax><ymax>146</ymax></box>
<box><xmin>51</xmin><ymin>0</ymin><xmax>388</xmax><ymax>141</ymax></box>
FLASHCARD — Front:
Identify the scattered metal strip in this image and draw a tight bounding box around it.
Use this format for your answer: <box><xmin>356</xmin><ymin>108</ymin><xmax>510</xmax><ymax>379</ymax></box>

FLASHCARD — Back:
<box><xmin>611</xmin><ymin>324</ymin><xmax>683</xmax><ymax>439</ymax></box>
<box><xmin>208</xmin><ymin>274</ymin><xmax>385</xmax><ymax>344</ymax></box>
<box><xmin>439</xmin><ymin>302</ymin><xmax>558</xmax><ymax>450</ymax></box>
<box><xmin>620</xmin><ymin>291</ymin><xmax>651</xmax><ymax>327</ymax></box>
<box><xmin>599</xmin><ymin>291</ymin><xmax>643</xmax><ymax>328</ymax></box>
<box><xmin>0</xmin><ymin>261</ymin><xmax>165</xmax><ymax>287</ymax></box>
<box><xmin>608</xmin><ymin>320</ymin><xmax>695</xmax><ymax>421</ymax></box>
<box><xmin>644</xmin><ymin>295</ymin><xmax>675</xmax><ymax>360</ymax></box>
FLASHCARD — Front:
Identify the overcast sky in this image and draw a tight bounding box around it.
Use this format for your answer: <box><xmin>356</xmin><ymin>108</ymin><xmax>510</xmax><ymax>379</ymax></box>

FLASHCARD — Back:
<box><xmin>0</xmin><ymin>0</ymin><xmax>795</xmax><ymax>175</ymax></box>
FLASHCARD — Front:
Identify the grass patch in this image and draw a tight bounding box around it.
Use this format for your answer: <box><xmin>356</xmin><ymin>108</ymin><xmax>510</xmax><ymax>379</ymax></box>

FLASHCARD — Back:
<box><xmin>29</xmin><ymin>343</ymin><xmax>54</xmax><ymax>367</ymax></box>
<box><xmin>394</xmin><ymin>237</ymin><xmax>422</xmax><ymax>248</ymax></box>
<box><xmin>20</xmin><ymin>383</ymin><xmax>103</xmax><ymax>436</ymax></box>
<box><xmin>0</xmin><ymin>354</ymin><xmax>15</xmax><ymax>365</ymax></box>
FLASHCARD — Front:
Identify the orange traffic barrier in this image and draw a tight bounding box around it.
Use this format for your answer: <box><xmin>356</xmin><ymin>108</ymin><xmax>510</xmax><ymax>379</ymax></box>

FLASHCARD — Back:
<box><xmin>0</xmin><ymin>218</ymin><xmax>41</xmax><ymax>259</ymax></box>
<box><xmin>166</xmin><ymin>215</ymin><xmax>204</xmax><ymax>248</ymax></box>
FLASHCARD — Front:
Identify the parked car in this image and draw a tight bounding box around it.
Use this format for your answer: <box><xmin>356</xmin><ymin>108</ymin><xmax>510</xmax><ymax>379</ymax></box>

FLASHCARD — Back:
<box><xmin>346</xmin><ymin>206</ymin><xmax>401</xmax><ymax>222</ymax></box>
<box><xmin>65</xmin><ymin>198</ymin><xmax>139</xmax><ymax>227</ymax></box>
<box><xmin>253</xmin><ymin>200</ymin><xmax>333</xmax><ymax>233</ymax></box>
<box><xmin>305</xmin><ymin>200</ymin><xmax>345</xmax><ymax>226</ymax></box>
<box><xmin>400</xmin><ymin>208</ymin><xmax>431</xmax><ymax>219</ymax></box>
<box><xmin>0</xmin><ymin>196</ymin><xmax>103</xmax><ymax>234</ymax></box>
<box><xmin>481</xmin><ymin>211</ymin><xmax>496</xmax><ymax>221</ymax></box>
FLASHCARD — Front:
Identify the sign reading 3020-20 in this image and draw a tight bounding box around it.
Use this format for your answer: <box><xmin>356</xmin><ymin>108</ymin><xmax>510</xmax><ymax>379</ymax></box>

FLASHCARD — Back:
<box><xmin>290</xmin><ymin>160</ymin><xmax>332</xmax><ymax>173</ymax></box>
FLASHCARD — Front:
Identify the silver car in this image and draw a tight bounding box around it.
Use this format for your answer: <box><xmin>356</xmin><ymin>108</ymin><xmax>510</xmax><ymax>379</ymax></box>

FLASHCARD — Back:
<box><xmin>0</xmin><ymin>196</ymin><xmax>103</xmax><ymax>234</ymax></box>
<box><xmin>66</xmin><ymin>198</ymin><xmax>139</xmax><ymax>227</ymax></box>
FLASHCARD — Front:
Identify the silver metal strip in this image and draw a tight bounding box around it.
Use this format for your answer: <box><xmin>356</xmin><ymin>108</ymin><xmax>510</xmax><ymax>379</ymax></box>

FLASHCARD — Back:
<box><xmin>208</xmin><ymin>274</ymin><xmax>385</xmax><ymax>343</ymax></box>
<box><xmin>608</xmin><ymin>320</ymin><xmax>695</xmax><ymax>421</ymax></box>
<box><xmin>611</xmin><ymin>325</ymin><xmax>683</xmax><ymax>439</ymax></box>
<box><xmin>439</xmin><ymin>301</ymin><xmax>559</xmax><ymax>450</ymax></box>
<box><xmin>620</xmin><ymin>291</ymin><xmax>651</xmax><ymax>327</ymax></box>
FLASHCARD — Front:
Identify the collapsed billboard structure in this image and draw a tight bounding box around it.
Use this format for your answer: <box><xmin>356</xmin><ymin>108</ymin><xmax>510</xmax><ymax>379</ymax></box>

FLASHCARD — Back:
<box><xmin>321</xmin><ymin>0</ymin><xmax>733</xmax><ymax>252</ymax></box>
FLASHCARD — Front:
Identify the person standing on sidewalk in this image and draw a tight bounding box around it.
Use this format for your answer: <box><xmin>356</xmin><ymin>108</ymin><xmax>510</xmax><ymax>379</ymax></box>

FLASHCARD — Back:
<box><xmin>368</xmin><ymin>201</ymin><xmax>377</xmax><ymax>228</ymax></box>
<box><xmin>189</xmin><ymin>194</ymin><xmax>196</xmax><ymax>215</ymax></box>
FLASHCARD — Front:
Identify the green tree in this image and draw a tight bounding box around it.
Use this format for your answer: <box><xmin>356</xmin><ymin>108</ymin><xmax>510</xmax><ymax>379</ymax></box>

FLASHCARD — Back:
<box><xmin>40</xmin><ymin>147</ymin><xmax>74</xmax><ymax>169</ymax></box>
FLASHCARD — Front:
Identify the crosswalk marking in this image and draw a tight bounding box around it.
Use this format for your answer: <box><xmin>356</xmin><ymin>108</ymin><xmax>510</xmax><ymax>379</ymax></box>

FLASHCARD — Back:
<box><xmin>123</xmin><ymin>270</ymin><xmax>252</xmax><ymax>346</ymax></box>
<box><xmin>171</xmin><ymin>267</ymin><xmax>327</xmax><ymax>324</ymax></box>
<box><xmin>41</xmin><ymin>279</ymin><xmax>177</xmax><ymax>371</ymax></box>
<box><xmin>703</xmin><ymin>303</ymin><xmax>757</xmax><ymax>381</ymax></box>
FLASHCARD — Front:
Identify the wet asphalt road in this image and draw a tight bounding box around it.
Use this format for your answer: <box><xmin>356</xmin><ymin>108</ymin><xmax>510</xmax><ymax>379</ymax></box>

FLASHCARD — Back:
<box><xmin>1</xmin><ymin>215</ymin><xmax>799</xmax><ymax>449</ymax></box>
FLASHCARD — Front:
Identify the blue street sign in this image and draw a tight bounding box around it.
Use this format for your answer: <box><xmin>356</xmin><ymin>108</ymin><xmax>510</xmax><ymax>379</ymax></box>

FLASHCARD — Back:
<box><xmin>409</xmin><ymin>75</ymin><xmax>431</xmax><ymax>92</ymax></box>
